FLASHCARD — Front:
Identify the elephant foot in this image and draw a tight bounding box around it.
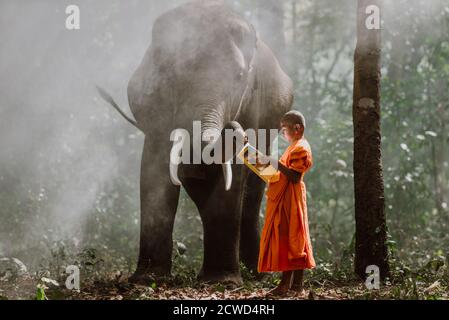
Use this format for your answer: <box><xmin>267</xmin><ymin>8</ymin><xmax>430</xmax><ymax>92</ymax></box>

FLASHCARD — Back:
<box><xmin>128</xmin><ymin>272</ymin><xmax>156</xmax><ymax>286</ymax></box>
<box><xmin>128</xmin><ymin>263</ymin><xmax>171</xmax><ymax>286</ymax></box>
<box><xmin>198</xmin><ymin>271</ymin><xmax>243</xmax><ymax>287</ymax></box>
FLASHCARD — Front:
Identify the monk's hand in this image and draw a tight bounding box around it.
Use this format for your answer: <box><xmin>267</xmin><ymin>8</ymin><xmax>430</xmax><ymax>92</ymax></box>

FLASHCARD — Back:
<box><xmin>258</xmin><ymin>154</ymin><xmax>275</xmax><ymax>165</ymax></box>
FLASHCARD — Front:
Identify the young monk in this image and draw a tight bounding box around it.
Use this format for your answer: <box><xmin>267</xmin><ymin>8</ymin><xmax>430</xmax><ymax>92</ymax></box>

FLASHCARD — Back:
<box><xmin>258</xmin><ymin>110</ymin><xmax>315</xmax><ymax>296</ymax></box>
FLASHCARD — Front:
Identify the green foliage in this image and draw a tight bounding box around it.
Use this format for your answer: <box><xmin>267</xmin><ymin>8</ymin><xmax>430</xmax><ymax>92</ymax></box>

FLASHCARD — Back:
<box><xmin>36</xmin><ymin>285</ymin><xmax>46</xmax><ymax>301</ymax></box>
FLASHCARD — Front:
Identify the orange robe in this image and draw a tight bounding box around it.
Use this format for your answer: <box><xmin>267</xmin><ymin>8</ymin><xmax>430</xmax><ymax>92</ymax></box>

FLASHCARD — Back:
<box><xmin>258</xmin><ymin>137</ymin><xmax>315</xmax><ymax>272</ymax></box>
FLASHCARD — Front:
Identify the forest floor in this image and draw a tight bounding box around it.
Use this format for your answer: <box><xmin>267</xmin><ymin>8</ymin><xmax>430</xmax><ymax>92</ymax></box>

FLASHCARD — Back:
<box><xmin>2</xmin><ymin>248</ymin><xmax>448</xmax><ymax>300</ymax></box>
<box><xmin>1</xmin><ymin>272</ymin><xmax>447</xmax><ymax>300</ymax></box>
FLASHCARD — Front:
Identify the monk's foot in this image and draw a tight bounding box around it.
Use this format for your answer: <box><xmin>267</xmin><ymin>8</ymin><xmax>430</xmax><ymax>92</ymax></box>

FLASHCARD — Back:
<box><xmin>266</xmin><ymin>285</ymin><xmax>290</xmax><ymax>297</ymax></box>
<box><xmin>290</xmin><ymin>283</ymin><xmax>303</xmax><ymax>291</ymax></box>
<box><xmin>290</xmin><ymin>285</ymin><xmax>306</xmax><ymax>297</ymax></box>
<box><xmin>291</xmin><ymin>270</ymin><xmax>305</xmax><ymax>295</ymax></box>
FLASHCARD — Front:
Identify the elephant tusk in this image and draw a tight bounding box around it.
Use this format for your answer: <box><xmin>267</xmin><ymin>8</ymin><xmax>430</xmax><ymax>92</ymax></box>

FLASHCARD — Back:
<box><xmin>169</xmin><ymin>129</ymin><xmax>187</xmax><ymax>186</ymax></box>
<box><xmin>170</xmin><ymin>165</ymin><xmax>182</xmax><ymax>186</ymax></box>
<box><xmin>222</xmin><ymin>161</ymin><xmax>232</xmax><ymax>191</ymax></box>
<box><xmin>169</xmin><ymin>150</ymin><xmax>182</xmax><ymax>186</ymax></box>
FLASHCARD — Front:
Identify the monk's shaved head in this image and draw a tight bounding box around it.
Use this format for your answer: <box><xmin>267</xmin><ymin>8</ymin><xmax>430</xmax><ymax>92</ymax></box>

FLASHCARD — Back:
<box><xmin>281</xmin><ymin>110</ymin><xmax>306</xmax><ymax>130</ymax></box>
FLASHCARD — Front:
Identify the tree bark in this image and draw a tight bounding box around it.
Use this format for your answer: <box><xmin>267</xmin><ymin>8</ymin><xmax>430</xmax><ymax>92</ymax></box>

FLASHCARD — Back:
<box><xmin>353</xmin><ymin>0</ymin><xmax>390</xmax><ymax>280</ymax></box>
<box><xmin>257</xmin><ymin>0</ymin><xmax>286</xmax><ymax>67</ymax></box>
<box><xmin>290</xmin><ymin>0</ymin><xmax>298</xmax><ymax>83</ymax></box>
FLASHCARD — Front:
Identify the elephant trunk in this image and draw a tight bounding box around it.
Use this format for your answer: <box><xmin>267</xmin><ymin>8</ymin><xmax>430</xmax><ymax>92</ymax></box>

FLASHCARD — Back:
<box><xmin>202</xmin><ymin>120</ymin><xmax>246</xmax><ymax>191</ymax></box>
<box><xmin>169</xmin><ymin>103</ymin><xmax>246</xmax><ymax>190</ymax></box>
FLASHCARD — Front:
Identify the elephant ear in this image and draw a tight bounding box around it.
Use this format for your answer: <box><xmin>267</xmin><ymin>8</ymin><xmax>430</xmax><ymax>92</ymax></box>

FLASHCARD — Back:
<box><xmin>226</xmin><ymin>19</ymin><xmax>257</xmax><ymax>73</ymax></box>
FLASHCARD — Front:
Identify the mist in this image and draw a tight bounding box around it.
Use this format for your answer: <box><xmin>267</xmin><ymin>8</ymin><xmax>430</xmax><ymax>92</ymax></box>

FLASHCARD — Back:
<box><xmin>1</xmin><ymin>0</ymin><xmax>448</xmax><ymax>290</ymax></box>
<box><xmin>0</xmin><ymin>0</ymin><xmax>182</xmax><ymax>266</ymax></box>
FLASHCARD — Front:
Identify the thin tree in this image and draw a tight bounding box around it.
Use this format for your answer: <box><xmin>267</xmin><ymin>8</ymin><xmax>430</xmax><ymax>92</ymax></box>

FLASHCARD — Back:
<box><xmin>257</xmin><ymin>0</ymin><xmax>286</xmax><ymax>67</ymax></box>
<box><xmin>352</xmin><ymin>0</ymin><xmax>390</xmax><ymax>280</ymax></box>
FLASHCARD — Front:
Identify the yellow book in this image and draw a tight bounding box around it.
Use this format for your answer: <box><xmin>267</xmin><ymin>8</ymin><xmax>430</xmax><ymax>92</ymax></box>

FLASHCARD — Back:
<box><xmin>237</xmin><ymin>143</ymin><xmax>278</xmax><ymax>183</ymax></box>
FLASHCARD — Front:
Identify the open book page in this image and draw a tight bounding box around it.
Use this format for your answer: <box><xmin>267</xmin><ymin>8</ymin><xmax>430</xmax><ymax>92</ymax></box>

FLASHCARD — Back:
<box><xmin>237</xmin><ymin>143</ymin><xmax>278</xmax><ymax>183</ymax></box>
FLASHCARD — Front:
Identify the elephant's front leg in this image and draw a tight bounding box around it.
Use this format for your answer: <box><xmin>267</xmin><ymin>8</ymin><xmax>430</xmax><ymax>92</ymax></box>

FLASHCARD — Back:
<box><xmin>239</xmin><ymin>169</ymin><xmax>266</xmax><ymax>274</ymax></box>
<box><xmin>194</xmin><ymin>166</ymin><xmax>244</xmax><ymax>285</ymax></box>
<box><xmin>130</xmin><ymin>136</ymin><xmax>180</xmax><ymax>283</ymax></box>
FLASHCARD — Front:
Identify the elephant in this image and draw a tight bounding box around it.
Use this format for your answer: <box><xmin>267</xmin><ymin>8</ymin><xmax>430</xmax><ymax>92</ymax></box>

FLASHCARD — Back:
<box><xmin>97</xmin><ymin>0</ymin><xmax>294</xmax><ymax>285</ymax></box>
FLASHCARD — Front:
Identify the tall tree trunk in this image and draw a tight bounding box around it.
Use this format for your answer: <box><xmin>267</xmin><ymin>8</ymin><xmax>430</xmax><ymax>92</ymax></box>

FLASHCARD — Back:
<box><xmin>290</xmin><ymin>0</ymin><xmax>298</xmax><ymax>84</ymax></box>
<box><xmin>307</xmin><ymin>2</ymin><xmax>319</xmax><ymax>121</ymax></box>
<box><xmin>257</xmin><ymin>0</ymin><xmax>286</xmax><ymax>67</ymax></box>
<box><xmin>352</xmin><ymin>0</ymin><xmax>390</xmax><ymax>280</ymax></box>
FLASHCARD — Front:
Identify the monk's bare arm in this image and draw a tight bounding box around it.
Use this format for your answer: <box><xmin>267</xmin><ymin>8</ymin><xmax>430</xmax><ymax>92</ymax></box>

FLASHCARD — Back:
<box><xmin>262</xmin><ymin>155</ymin><xmax>302</xmax><ymax>183</ymax></box>
<box><xmin>277</xmin><ymin>161</ymin><xmax>302</xmax><ymax>183</ymax></box>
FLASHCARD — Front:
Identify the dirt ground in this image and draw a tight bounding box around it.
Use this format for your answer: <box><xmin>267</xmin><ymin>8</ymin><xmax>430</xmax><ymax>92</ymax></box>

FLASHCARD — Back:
<box><xmin>1</xmin><ymin>275</ymin><xmax>409</xmax><ymax>300</ymax></box>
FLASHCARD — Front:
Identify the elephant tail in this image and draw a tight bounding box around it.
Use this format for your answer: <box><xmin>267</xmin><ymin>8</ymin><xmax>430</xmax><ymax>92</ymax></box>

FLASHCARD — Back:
<box><xmin>95</xmin><ymin>85</ymin><xmax>142</xmax><ymax>132</ymax></box>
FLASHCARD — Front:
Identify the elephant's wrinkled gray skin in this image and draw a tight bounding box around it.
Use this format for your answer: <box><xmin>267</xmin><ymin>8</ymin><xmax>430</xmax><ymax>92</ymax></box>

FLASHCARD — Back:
<box><xmin>100</xmin><ymin>1</ymin><xmax>293</xmax><ymax>285</ymax></box>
